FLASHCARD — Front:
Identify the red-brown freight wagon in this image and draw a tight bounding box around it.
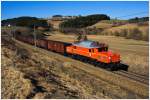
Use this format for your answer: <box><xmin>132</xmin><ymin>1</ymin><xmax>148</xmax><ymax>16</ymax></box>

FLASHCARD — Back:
<box><xmin>26</xmin><ymin>37</ymin><xmax>34</xmax><ymax>45</ymax></box>
<box><xmin>47</xmin><ymin>40</ymin><xmax>71</xmax><ymax>54</ymax></box>
<box><xmin>16</xmin><ymin>36</ymin><xmax>27</xmax><ymax>43</ymax></box>
<box><xmin>15</xmin><ymin>35</ymin><xmax>22</xmax><ymax>41</ymax></box>
<box><xmin>36</xmin><ymin>39</ymin><xmax>48</xmax><ymax>49</ymax></box>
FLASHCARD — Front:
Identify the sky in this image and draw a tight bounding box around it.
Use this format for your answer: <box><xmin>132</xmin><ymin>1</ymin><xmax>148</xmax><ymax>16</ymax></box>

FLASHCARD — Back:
<box><xmin>1</xmin><ymin>1</ymin><xmax>149</xmax><ymax>20</ymax></box>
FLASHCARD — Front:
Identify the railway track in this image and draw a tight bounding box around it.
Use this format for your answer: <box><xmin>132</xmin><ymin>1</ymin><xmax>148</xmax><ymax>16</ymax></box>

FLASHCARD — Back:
<box><xmin>72</xmin><ymin>54</ymin><xmax>149</xmax><ymax>85</ymax></box>
<box><xmin>3</xmin><ymin>35</ymin><xmax>148</xmax><ymax>86</ymax></box>
<box><xmin>113</xmin><ymin>70</ymin><xmax>149</xmax><ymax>85</ymax></box>
<box><xmin>12</xmin><ymin>38</ymin><xmax>148</xmax><ymax>98</ymax></box>
<box><xmin>71</xmin><ymin>54</ymin><xmax>149</xmax><ymax>85</ymax></box>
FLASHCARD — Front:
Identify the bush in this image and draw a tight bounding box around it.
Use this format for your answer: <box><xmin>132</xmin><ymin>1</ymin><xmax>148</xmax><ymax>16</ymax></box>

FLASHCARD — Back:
<box><xmin>128</xmin><ymin>17</ymin><xmax>149</xmax><ymax>23</ymax></box>
<box><xmin>34</xmin><ymin>30</ymin><xmax>46</xmax><ymax>39</ymax></box>
<box><xmin>59</xmin><ymin>28</ymin><xmax>80</xmax><ymax>34</ymax></box>
<box><xmin>37</xmin><ymin>26</ymin><xmax>49</xmax><ymax>31</ymax></box>
<box><xmin>138</xmin><ymin>22</ymin><xmax>149</xmax><ymax>26</ymax></box>
<box><xmin>101</xmin><ymin>31</ymin><xmax>108</xmax><ymax>35</ymax></box>
<box><xmin>15</xmin><ymin>27</ymin><xmax>45</xmax><ymax>39</ymax></box>
<box><xmin>142</xmin><ymin>29</ymin><xmax>149</xmax><ymax>41</ymax></box>
<box><xmin>15</xmin><ymin>27</ymin><xmax>33</xmax><ymax>36</ymax></box>
<box><xmin>16</xmin><ymin>48</ymin><xmax>30</xmax><ymax>60</ymax></box>
<box><xmin>127</xmin><ymin>28</ymin><xmax>143</xmax><ymax>40</ymax></box>
<box><xmin>114</xmin><ymin>31</ymin><xmax>120</xmax><ymax>36</ymax></box>
<box><xmin>120</xmin><ymin>29</ymin><xmax>128</xmax><ymax>37</ymax></box>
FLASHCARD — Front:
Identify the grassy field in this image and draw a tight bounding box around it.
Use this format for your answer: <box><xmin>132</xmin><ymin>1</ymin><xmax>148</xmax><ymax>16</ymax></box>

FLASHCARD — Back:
<box><xmin>88</xmin><ymin>19</ymin><xmax>127</xmax><ymax>29</ymax></box>
<box><xmin>87</xmin><ymin>20</ymin><xmax>148</xmax><ymax>41</ymax></box>
<box><xmin>102</xmin><ymin>22</ymin><xmax>148</xmax><ymax>36</ymax></box>
<box><xmin>47</xmin><ymin>32</ymin><xmax>149</xmax><ymax>76</ymax></box>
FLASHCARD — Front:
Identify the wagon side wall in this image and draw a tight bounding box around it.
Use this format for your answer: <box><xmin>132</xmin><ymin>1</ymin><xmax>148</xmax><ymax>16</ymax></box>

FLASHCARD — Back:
<box><xmin>47</xmin><ymin>40</ymin><xmax>70</xmax><ymax>54</ymax></box>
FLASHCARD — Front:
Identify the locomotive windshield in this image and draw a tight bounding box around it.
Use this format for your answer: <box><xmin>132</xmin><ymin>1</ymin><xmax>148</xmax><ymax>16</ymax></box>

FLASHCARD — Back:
<box><xmin>98</xmin><ymin>47</ymin><xmax>108</xmax><ymax>52</ymax></box>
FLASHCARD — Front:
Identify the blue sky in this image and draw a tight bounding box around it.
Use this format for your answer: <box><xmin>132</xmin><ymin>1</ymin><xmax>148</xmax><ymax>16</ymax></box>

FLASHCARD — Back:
<box><xmin>1</xmin><ymin>1</ymin><xmax>149</xmax><ymax>20</ymax></box>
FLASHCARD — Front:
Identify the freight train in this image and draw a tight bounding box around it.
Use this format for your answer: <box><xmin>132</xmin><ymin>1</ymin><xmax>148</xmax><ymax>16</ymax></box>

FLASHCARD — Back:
<box><xmin>15</xmin><ymin>36</ymin><xmax>128</xmax><ymax>71</ymax></box>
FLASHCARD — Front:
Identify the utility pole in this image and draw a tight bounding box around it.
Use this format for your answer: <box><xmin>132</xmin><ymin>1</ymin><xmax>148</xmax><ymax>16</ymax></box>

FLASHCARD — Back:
<box><xmin>13</xmin><ymin>25</ymin><xmax>16</xmax><ymax>39</ymax></box>
<box><xmin>34</xmin><ymin>24</ymin><xmax>37</xmax><ymax>50</ymax></box>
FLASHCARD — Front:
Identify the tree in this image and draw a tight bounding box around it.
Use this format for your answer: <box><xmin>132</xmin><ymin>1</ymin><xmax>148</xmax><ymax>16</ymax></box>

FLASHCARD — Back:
<box><xmin>52</xmin><ymin>15</ymin><xmax>63</xmax><ymax>17</ymax></box>
<box><xmin>128</xmin><ymin>17</ymin><xmax>149</xmax><ymax>23</ymax></box>
<box><xmin>1</xmin><ymin>16</ymin><xmax>50</xmax><ymax>29</ymax></box>
<box><xmin>59</xmin><ymin>14</ymin><xmax>110</xmax><ymax>33</ymax></box>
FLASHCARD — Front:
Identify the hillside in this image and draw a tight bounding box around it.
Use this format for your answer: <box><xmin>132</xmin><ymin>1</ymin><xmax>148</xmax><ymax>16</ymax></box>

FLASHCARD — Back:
<box><xmin>1</xmin><ymin>17</ymin><xmax>50</xmax><ymax>28</ymax></box>
<box><xmin>47</xmin><ymin>20</ymin><xmax>64</xmax><ymax>29</ymax></box>
<box><xmin>102</xmin><ymin>22</ymin><xmax>148</xmax><ymax>34</ymax></box>
<box><xmin>88</xmin><ymin>20</ymin><xmax>128</xmax><ymax>29</ymax></box>
<box><xmin>59</xmin><ymin>14</ymin><xmax>110</xmax><ymax>33</ymax></box>
<box><xmin>87</xmin><ymin>19</ymin><xmax>149</xmax><ymax>41</ymax></box>
<box><xmin>88</xmin><ymin>21</ymin><xmax>112</xmax><ymax>29</ymax></box>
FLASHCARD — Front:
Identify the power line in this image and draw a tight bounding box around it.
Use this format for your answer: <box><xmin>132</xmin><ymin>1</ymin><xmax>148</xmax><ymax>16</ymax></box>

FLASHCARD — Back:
<box><xmin>116</xmin><ymin>11</ymin><xmax>148</xmax><ymax>19</ymax></box>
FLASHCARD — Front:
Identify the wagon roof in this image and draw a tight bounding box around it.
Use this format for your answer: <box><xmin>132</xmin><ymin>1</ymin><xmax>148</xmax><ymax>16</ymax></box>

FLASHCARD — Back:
<box><xmin>72</xmin><ymin>40</ymin><xmax>102</xmax><ymax>48</ymax></box>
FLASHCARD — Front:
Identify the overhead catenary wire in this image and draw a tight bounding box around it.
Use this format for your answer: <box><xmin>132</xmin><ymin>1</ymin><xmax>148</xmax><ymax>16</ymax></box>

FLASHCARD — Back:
<box><xmin>115</xmin><ymin>11</ymin><xmax>148</xmax><ymax>19</ymax></box>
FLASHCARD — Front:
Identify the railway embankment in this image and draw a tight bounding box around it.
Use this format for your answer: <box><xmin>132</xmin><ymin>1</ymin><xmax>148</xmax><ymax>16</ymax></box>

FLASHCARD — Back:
<box><xmin>14</xmin><ymin>39</ymin><xmax>149</xmax><ymax>98</ymax></box>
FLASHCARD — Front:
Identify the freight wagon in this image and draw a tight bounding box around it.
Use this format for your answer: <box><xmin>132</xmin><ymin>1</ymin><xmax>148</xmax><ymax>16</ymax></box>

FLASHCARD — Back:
<box><xmin>36</xmin><ymin>39</ymin><xmax>48</xmax><ymax>49</ymax></box>
<box><xmin>47</xmin><ymin>40</ymin><xmax>71</xmax><ymax>54</ymax></box>
<box><xmin>16</xmin><ymin>35</ymin><xmax>71</xmax><ymax>55</ymax></box>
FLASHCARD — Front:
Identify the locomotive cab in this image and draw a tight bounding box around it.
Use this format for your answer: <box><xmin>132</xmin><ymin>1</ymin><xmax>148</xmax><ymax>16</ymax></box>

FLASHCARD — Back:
<box><xmin>98</xmin><ymin>47</ymin><xmax>108</xmax><ymax>52</ymax></box>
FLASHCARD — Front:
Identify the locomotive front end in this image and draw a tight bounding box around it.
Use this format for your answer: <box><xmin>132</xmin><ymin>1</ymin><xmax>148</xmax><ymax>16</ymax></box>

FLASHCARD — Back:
<box><xmin>98</xmin><ymin>51</ymin><xmax>120</xmax><ymax>64</ymax></box>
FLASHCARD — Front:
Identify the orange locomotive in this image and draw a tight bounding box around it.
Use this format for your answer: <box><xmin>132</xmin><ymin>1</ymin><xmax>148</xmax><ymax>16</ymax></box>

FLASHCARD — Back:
<box><xmin>66</xmin><ymin>40</ymin><xmax>120</xmax><ymax>70</ymax></box>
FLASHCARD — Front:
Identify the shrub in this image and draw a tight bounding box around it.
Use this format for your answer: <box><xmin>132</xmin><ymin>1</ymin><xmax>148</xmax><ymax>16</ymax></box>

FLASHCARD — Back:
<box><xmin>128</xmin><ymin>17</ymin><xmax>149</xmax><ymax>23</ymax></box>
<box><xmin>120</xmin><ymin>29</ymin><xmax>128</xmax><ymax>37</ymax></box>
<box><xmin>37</xmin><ymin>26</ymin><xmax>49</xmax><ymax>31</ymax></box>
<box><xmin>114</xmin><ymin>31</ymin><xmax>120</xmax><ymax>36</ymax></box>
<box><xmin>34</xmin><ymin>30</ymin><xmax>46</xmax><ymax>39</ymax></box>
<box><xmin>127</xmin><ymin>28</ymin><xmax>143</xmax><ymax>40</ymax></box>
<box><xmin>138</xmin><ymin>22</ymin><xmax>149</xmax><ymax>26</ymax></box>
<box><xmin>16</xmin><ymin>48</ymin><xmax>30</xmax><ymax>60</ymax></box>
<box><xmin>142</xmin><ymin>29</ymin><xmax>149</xmax><ymax>41</ymax></box>
<box><xmin>15</xmin><ymin>27</ymin><xmax>45</xmax><ymax>39</ymax></box>
<box><xmin>59</xmin><ymin>28</ymin><xmax>80</xmax><ymax>34</ymax></box>
<box><xmin>15</xmin><ymin>27</ymin><xmax>33</xmax><ymax>36</ymax></box>
<box><xmin>99</xmin><ymin>31</ymin><xmax>104</xmax><ymax>35</ymax></box>
<box><xmin>109</xmin><ymin>31</ymin><xmax>113</xmax><ymax>35</ymax></box>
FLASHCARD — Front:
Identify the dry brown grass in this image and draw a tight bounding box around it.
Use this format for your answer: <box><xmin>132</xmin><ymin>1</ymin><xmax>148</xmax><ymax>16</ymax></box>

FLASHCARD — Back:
<box><xmin>88</xmin><ymin>21</ymin><xmax>113</xmax><ymax>29</ymax></box>
<box><xmin>2</xmin><ymin>35</ymin><xmax>148</xmax><ymax>99</ymax></box>
<box><xmin>1</xmin><ymin>67</ymin><xmax>34</xmax><ymax>99</ymax></box>
<box><xmin>15</xmin><ymin>39</ymin><xmax>148</xmax><ymax>98</ymax></box>
<box><xmin>101</xmin><ymin>23</ymin><xmax>149</xmax><ymax>41</ymax></box>
<box><xmin>2</xmin><ymin>39</ymin><xmax>105</xmax><ymax>99</ymax></box>
<box><xmin>86</xmin><ymin>20</ymin><xmax>149</xmax><ymax>41</ymax></box>
<box><xmin>1</xmin><ymin>47</ymin><xmax>33</xmax><ymax>99</ymax></box>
